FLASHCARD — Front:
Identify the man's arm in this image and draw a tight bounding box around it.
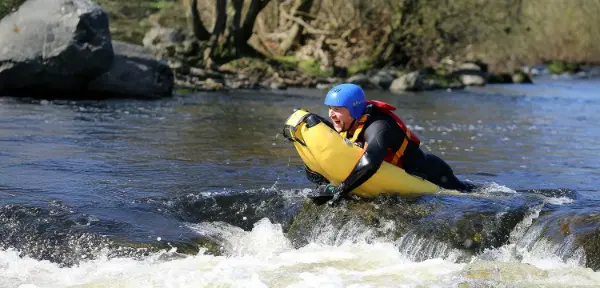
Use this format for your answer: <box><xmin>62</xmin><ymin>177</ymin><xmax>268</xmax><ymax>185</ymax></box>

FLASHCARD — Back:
<box><xmin>331</xmin><ymin>120</ymin><xmax>391</xmax><ymax>201</ymax></box>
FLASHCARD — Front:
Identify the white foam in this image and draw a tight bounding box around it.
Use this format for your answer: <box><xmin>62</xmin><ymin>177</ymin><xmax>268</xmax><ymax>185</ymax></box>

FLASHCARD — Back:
<box><xmin>480</xmin><ymin>182</ymin><xmax>517</xmax><ymax>194</ymax></box>
<box><xmin>542</xmin><ymin>196</ymin><xmax>575</xmax><ymax>205</ymax></box>
<box><xmin>1</xmin><ymin>218</ymin><xmax>599</xmax><ymax>287</ymax></box>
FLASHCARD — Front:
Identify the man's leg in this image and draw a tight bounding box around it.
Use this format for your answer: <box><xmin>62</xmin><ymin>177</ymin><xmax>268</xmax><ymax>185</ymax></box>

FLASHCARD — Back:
<box><xmin>422</xmin><ymin>154</ymin><xmax>474</xmax><ymax>192</ymax></box>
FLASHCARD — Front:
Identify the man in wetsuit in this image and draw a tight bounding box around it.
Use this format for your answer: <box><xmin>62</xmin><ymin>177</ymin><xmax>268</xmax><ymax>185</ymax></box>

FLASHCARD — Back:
<box><xmin>306</xmin><ymin>83</ymin><xmax>473</xmax><ymax>206</ymax></box>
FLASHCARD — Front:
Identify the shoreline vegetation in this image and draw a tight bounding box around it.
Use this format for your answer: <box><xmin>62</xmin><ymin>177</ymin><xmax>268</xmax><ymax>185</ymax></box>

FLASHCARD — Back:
<box><xmin>2</xmin><ymin>0</ymin><xmax>600</xmax><ymax>98</ymax></box>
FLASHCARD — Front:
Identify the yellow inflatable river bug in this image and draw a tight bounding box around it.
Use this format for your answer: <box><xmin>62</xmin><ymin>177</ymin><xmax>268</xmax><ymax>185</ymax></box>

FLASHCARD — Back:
<box><xmin>283</xmin><ymin>109</ymin><xmax>463</xmax><ymax>198</ymax></box>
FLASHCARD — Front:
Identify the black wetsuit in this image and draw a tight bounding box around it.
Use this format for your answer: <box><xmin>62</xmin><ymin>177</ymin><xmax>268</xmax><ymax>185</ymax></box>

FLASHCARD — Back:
<box><xmin>305</xmin><ymin>107</ymin><xmax>472</xmax><ymax>194</ymax></box>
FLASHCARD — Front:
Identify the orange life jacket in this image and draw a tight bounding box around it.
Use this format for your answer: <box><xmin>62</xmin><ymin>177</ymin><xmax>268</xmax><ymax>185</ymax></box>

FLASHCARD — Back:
<box><xmin>341</xmin><ymin>100</ymin><xmax>420</xmax><ymax>168</ymax></box>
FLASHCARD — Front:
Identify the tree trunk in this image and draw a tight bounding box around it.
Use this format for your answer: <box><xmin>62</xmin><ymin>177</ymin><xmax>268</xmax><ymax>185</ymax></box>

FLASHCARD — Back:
<box><xmin>190</xmin><ymin>0</ymin><xmax>271</xmax><ymax>63</ymax></box>
<box><xmin>232</xmin><ymin>0</ymin><xmax>271</xmax><ymax>57</ymax></box>
<box><xmin>188</xmin><ymin>0</ymin><xmax>211</xmax><ymax>41</ymax></box>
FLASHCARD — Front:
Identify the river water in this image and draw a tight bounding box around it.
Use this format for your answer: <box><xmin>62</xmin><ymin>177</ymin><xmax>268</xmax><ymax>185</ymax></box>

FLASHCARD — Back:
<box><xmin>1</xmin><ymin>77</ymin><xmax>599</xmax><ymax>287</ymax></box>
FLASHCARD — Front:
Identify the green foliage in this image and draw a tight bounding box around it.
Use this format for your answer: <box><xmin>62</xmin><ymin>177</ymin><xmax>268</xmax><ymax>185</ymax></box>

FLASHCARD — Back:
<box><xmin>272</xmin><ymin>56</ymin><xmax>300</xmax><ymax>67</ymax></box>
<box><xmin>271</xmin><ymin>56</ymin><xmax>331</xmax><ymax>77</ymax></box>
<box><xmin>347</xmin><ymin>58</ymin><xmax>374</xmax><ymax>76</ymax></box>
<box><xmin>547</xmin><ymin>60</ymin><xmax>581</xmax><ymax>75</ymax></box>
<box><xmin>0</xmin><ymin>0</ymin><xmax>26</xmax><ymax>19</ymax></box>
<box><xmin>297</xmin><ymin>58</ymin><xmax>331</xmax><ymax>77</ymax></box>
<box><xmin>95</xmin><ymin>0</ymin><xmax>185</xmax><ymax>44</ymax></box>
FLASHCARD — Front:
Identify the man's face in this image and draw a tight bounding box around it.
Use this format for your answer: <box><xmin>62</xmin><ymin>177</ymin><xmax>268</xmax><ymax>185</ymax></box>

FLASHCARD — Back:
<box><xmin>328</xmin><ymin>106</ymin><xmax>354</xmax><ymax>132</ymax></box>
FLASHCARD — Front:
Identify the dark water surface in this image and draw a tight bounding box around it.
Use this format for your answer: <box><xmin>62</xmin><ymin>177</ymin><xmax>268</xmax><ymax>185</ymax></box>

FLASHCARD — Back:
<box><xmin>1</xmin><ymin>77</ymin><xmax>600</xmax><ymax>286</ymax></box>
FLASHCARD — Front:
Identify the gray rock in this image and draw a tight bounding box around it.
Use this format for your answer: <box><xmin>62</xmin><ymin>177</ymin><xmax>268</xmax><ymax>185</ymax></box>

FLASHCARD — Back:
<box><xmin>346</xmin><ymin>74</ymin><xmax>370</xmax><ymax>86</ymax></box>
<box><xmin>459</xmin><ymin>62</ymin><xmax>482</xmax><ymax>71</ymax></box>
<box><xmin>316</xmin><ymin>83</ymin><xmax>333</xmax><ymax>90</ymax></box>
<box><xmin>142</xmin><ymin>27</ymin><xmax>185</xmax><ymax>56</ymax></box>
<box><xmin>0</xmin><ymin>0</ymin><xmax>113</xmax><ymax>92</ymax></box>
<box><xmin>188</xmin><ymin>67</ymin><xmax>223</xmax><ymax>79</ymax></box>
<box><xmin>369</xmin><ymin>70</ymin><xmax>395</xmax><ymax>89</ymax></box>
<box><xmin>390</xmin><ymin>71</ymin><xmax>423</xmax><ymax>92</ymax></box>
<box><xmin>88</xmin><ymin>41</ymin><xmax>173</xmax><ymax>98</ymax></box>
<box><xmin>511</xmin><ymin>71</ymin><xmax>533</xmax><ymax>84</ymax></box>
<box><xmin>269</xmin><ymin>82</ymin><xmax>287</xmax><ymax>90</ymax></box>
<box><xmin>459</xmin><ymin>73</ymin><xmax>487</xmax><ymax>86</ymax></box>
<box><xmin>454</xmin><ymin>64</ymin><xmax>487</xmax><ymax>86</ymax></box>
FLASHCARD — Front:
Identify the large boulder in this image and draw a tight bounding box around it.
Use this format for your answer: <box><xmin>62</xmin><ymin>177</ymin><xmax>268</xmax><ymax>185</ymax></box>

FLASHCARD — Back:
<box><xmin>369</xmin><ymin>70</ymin><xmax>396</xmax><ymax>90</ymax></box>
<box><xmin>390</xmin><ymin>71</ymin><xmax>424</xmax><ymax>92</ymax></box>
<box><xmin>0</xmin><ymin>0</ymin><xmax>113</xmax><ymax>93</ymax></box>
<box><xmin>454</xmin><ymin>63</ymin><xmax>487</xmax><ymax>86</ymax></box>
<box><xmin>88</xmin><ymin>41</ymin><xmax>174</xmax><ymax>98</ymax></box>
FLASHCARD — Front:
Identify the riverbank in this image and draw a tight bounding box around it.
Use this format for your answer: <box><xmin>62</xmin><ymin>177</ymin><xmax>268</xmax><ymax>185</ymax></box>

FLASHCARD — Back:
<box><xmin>94</xmin><ymin>0</ymin><xmax>599</xmax><ymax>94</ymax></box>
<box><xmin>2</xmin><ymin>0</ymin><xmax>600</xmax><ymax>99</ymax></box>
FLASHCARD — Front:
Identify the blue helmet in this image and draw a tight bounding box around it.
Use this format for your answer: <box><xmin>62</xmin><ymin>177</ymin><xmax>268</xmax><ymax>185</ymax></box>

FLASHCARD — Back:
<box><xmin>324</xmin><ymin>83</ymin><xmax>366</xmax><ymax>119</ymax></box>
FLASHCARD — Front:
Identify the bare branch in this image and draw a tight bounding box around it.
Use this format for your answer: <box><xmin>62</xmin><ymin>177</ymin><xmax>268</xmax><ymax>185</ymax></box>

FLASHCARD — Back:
<box><xmin>281</xmin><ymin>9</ymin><xmax>333</xmax><ymax>35</ymax></box>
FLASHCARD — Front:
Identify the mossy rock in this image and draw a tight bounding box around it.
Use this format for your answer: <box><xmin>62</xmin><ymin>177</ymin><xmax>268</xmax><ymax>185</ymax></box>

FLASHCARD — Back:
<box><xmin>547</xmin><ymin>60</ymin><xmax>581</xmax><ymax>75</ymax></box>
<box><xmin>220</xmin><ymin>57</ymin><xmax>274</xmax><ymax>75</ymax></box>
<box><xmin>423</xmin><ymin>72</ymin><xmax>464</xmax><ymax>90</ymax></box>
<box><xmin>414</xmin><ymin>206</ymin><xmax>528</xmax><ymax>252</ymax></box>
<box><xmin>0</xmin><ymin>0</ymin><xmax>26</xmax><ymax>19</ymax></box>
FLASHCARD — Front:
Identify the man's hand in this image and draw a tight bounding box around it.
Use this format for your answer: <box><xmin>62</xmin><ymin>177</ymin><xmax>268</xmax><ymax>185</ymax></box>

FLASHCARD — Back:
<box><xmin>322</xmin><ymin>185</ymin><xmax>347</xmax><ymax>207</ymax></box>
<box><xmin>317</xmin><ymin>184</ymin><xmax>336</xmax><ymax>195</ymax></box>
<box><xmin>313</xmin><ymin>184</ymin><xmax>349</xmax><ymax>207</ymax></box>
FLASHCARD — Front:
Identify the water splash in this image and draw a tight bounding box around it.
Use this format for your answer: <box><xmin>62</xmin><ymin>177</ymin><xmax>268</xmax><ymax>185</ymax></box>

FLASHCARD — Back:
<box><xmin>474</xmin><ymin>204</ymin><xmax>586</xmax><ymax>270</ymax></box>
<box><xmin>1</xmin><ymin>217</ymin><xmax>600</xmax><ymax>287</ymax></box>
<box><xmin>396</xmin><ymin>232</ymin><xmax>467</xmax><ymax>263</ymax></box>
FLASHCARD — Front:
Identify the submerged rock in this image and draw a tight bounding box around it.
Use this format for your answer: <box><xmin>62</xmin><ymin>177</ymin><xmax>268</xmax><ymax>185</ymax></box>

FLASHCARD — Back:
<box><xmin>462</xmin><ymin>260</ymin><xmax>549</xmax><ymax>282</ymax></box>
<box><xmin>531</xmin><ymin>209</ymin><xmax>600</xmax><ymax>270</ymax></box>
<box><xmin>0</xmin><ymin>203</ymin><xmax>220</xmax><ymax>267</ymax></box>
<box><xmin>286</xmin><ymin>193</ymin><xmax>541</xmax><ymax>261</ymax></box>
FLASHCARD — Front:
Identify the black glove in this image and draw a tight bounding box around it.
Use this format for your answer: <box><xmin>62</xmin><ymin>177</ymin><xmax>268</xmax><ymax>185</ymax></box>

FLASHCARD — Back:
<box><xmin>310</xmin><ymin>184</ymin><xmax>351</xmax><ymax>207</ymax></box>
<box><xmin>317</xmin><ymin>184</ymin><xmax>336</xmax><ymax>195</ymax></box>
<box><xmin>319</xmin><ymin>185</ymin><xmax>346</xmax><ymax>207</ymax></box>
